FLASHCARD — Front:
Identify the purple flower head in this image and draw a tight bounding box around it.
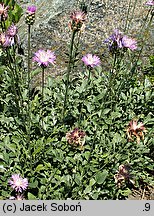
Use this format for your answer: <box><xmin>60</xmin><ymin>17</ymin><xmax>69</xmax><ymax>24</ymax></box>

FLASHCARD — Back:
<box><xmin>27</xmin><ymin>5</ymin><xmax>37</xmax><ymax>15</ymax></box>
<box><xmin>33</xmin><ymin>49</ymin><xmax>56</xmax><ymax>67</ymax></box>
<box><xmin>82</xmin><ymin>54</ymin><xmax>101</xmax><ymax>68</ymax></box>
<box><xmin>0</xmin><ymin>33</ymin><xmax>11</xmax><ymax>47</ymax></box>
<box><xmin>7</xmin><ymin>24</ymin><xmax>18</xmax><ymax>37</ymax></box>
<box><xmin>145</xmin><ymin>0</ymin><xmax>154</xmax><ymax>6</ymax></box>
<box><xmin>122</xmin><ymin>36</ymin><xmax>137</xmax><ymax>50</ymax></box>
<box><xmin>104</xmin><ymin>29</ymin><xmax>123</xmax><ymax>50</ymax></box>
<box><xmin>0</xmin><ymin>3</ymin><xmax>9</xmax><ymax>21</ymax></box>
<box><xmin>105</xmin><ymin>29</ymin><xmax>137</xmax><ymax>53</ymax></box>
<box><xmin>110</xmin><ymin>29</ymin><xmax>124</xmax><ymax>48</ymax></box>
<box><xmin>8</xmin><ymin>174</ymin><xmax>28</xmax><ymax>193</ymax></box>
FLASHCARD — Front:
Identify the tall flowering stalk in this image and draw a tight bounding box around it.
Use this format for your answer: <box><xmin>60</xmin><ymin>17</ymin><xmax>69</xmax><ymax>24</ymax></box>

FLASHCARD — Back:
<box><xmin>33</xmin><ymin>49</ymin><xmax>56</xmax><ymax>133</ymax></box>
<box><xmin>79</xmin><ymin>54</ymin><xmax>101</xmax><ymax>123</ymax></box>
<box><xmin>0</xmin><ymin>4</ymin><xmax>22</xmax><ymax>113</ymax></box>
<box><xmin>25</xmin><ymin>5</ymin><xmax>36</xmax><ymax>101</ymax></box>
<box><xmin>104</xmin><ymin>29</ymin><xmax>137</xmax><ymax>79</ymax></box>
<box><xmin>25</xmin><ymin>5</ymin><xmax>36</xmax><ymax>171</ymax></box>
<box><xmin>63</xmin><ymin>11</ymin><xmax>86</xmax><ymax>119</ymax></box>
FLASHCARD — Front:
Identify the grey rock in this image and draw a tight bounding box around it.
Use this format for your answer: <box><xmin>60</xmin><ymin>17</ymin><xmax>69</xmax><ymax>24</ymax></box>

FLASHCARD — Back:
<box><xmin>17</xmin><ymin>0</ymin><xmax>154</xmax><ymax>82</ymax></box>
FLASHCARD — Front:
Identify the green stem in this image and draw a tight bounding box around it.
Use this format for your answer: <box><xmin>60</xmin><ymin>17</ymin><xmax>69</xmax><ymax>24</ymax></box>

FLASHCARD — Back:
<box><xmin>63</xmin><ymin>30</ymin><xmax>77</xmax><ymax>119</ymax></box>
<box><xmin>27</xmin><ymin>25</ymin><xmax>31</xmax><ymax>91</ymax></box>
<box><xmin>12</xmin><ymin>44</ymin><xmax>23</xmax><ymax>107</ymax></box>
<box><xmin>41</xmin><ymin>66</ymin><xmax>45</xmax><ymax>134</ymax></box>
<box><xmin>78</xmin><ymin>67</ymin><xmax>91</xmax><ymax>125</ymax></box>
<box><xmin>27</xmin><ymin>24</ymin><xmax>32</xmax><ymax>172</ymax></box>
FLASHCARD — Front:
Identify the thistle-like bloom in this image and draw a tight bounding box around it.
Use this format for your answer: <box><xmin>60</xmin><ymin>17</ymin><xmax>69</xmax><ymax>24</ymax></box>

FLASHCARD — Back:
<box><xmin>104</xmin><ymin>29</ymin><xmax>137</xmax><ymax>53</ymax></box>
<box><xmin>0</xmin><ymin>33</ymin><xmax>11</xmax><ymax>47</ymax></box>
<box><xmin>70</xmin><ymin>11</ymin><xmax>86</xmax><ymax>24</ymax></box>
<box><xmin>27</xmin><ymin>5</ymin><xmax>37</xmax><ymax>15</ymax></box>
<box><xmin>33</xmin><ymin>49</ymin><xmax>56</xmax><ymax>68</ymax></box>
<box><xmin>104</xmin><ymin>29</ymin><xmax>123</xmax><ymax>52</ymax></box>
<box><xmin>126</xmin><ymin>120</ymin><xmax>146</xmax><ymax>144</ymax></box>
<box><xmin>8</xmin><ymin>174</ymin><xmax>28</xmax><ymax>193</ymax></box>
<box><xmin>82</xmin><ymin>54</ymin><xmax>101</xmax><ymax>68</ymax></box>
<box><xmin>145</xmin><ymin>0</ymin><xmax>154</xmax><ymax>6</ymax></box>
<box><xmin>7</xmin><ymin>24</ymin><xmax>18</xmax><ymax>37</ymax></box>
<box><xmin>114</xmin><ymin>164</ymin><xmax>134</xmax><ymax>188</ymax></box>
<box><xmin>122</xmin><ymin>36</ymin><xmax>137</xmax><ymax>51</ymax></box>
<box><xmin>66</xmin><ymin>128</ymin><xmax>86</xmax><ymax>147</ymax></box>
<box><xmin>26</xmin><ymin>5</ymin><xmax>37</xmax><ymax>25</ymax></box>
<box><xmin>0</xmin><ymin>3</ymin><xmax>9</xmax><ymax>21</ymax></box>
<box><xmin>6</xmin><ymin>24</ymin><xmax>19</xmax><ymax>46</ymax></box>
<box><xmin>69</xmin><ymin>10</ymin><xmax>86</xmax><ymax>31</ymax></box>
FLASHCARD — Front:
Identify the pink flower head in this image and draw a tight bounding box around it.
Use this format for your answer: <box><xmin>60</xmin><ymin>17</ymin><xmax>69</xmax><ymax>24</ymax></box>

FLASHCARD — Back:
<box><xmin>128</xmin><ymin>120</ymin><xmax>145</xmax><ymax>132</ymax></box>
<box><xmin>0</xmin><ymin>33</ymin><xmax>11</xmax><ymax>47</ymax></box>
<box><xmin>70</xmin><ymin>11</ymin><xmax>86</xmax><ymax>24</ymax></box>
<box><xmin>8</xmin><ymin>174</ymin><xmax>28</xmax><ymax>192</ymax></box>
<box><xmin>27</xmin><ymin>5</ymin><xmax>37</xmax><ymax>15</ymax></box>
<box><xmin>145</xmin><ymin>0</ymin><xmax>154</xmax><ymax>6</ymax></box>
<box><xmin>33</xmin><ymin>49</ymin><xmax>56</xmax><ymax>67</ymax></box>
<box><xmin>82</xmin><ymin>54</ymin><xmax>101</xmax><ymax>68</ymax></box>
<box><xmin>69</xmin><ymin>10</ymin><xmax>86</xmax><ymax>31</ymax></box>
<box><xmin>122</xmin><ymin>36</ymin><xmax>137</xmax><ymax>50</ymax></box>
<box><xmin>7</xmin><ymin>24</ymin><xmax>18</xmax><ymax>37</ymax></box>
<box><xmin>0</xmin><ymin>3</ymin><xmax>9</xmax><ymax>21</ymax></box>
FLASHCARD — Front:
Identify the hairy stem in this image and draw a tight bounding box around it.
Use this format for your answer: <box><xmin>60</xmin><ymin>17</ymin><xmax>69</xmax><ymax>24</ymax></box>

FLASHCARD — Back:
<box><xmin>63</xmin><ymin>30</ymin><xmax>77</xmax><ymax>119</ymax></box>
<box><xmin>27</xmin><ymin>24</ymin><xmax>32</xmax><ymax>172</ymax></box>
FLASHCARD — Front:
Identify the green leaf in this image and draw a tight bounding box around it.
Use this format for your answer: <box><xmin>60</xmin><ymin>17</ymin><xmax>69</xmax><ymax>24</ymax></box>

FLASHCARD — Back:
<box><xmin>103</xmin><ymin>108</ymin><xmax>111</xmax><ymax>115</ymax></box>
<box><xmin>28</xmin><ymin>192</ymin><xmax>37</xmax><ymax>200</ymax></box>
<box><xmin>84</xmin><ymin>185</ymin><xmax>91</xmax><ymax>194</ymax></box>
<box><xmin>0</xmin><ymin>165</ymin><xmax>6</xmax><ymax>172</ymax></box>
<box><xmin>84</xmin><ymin>151</ymin><xmax>90</xmax><ymax>160</ymax></box>
<box><xmin>91</xmin><ymin>192</ymin><xmax>99</xmax><ymax>199</ymax></box>
<box><xmin>89</xmin><ymin>178</ymin><xmax>96</xmax><ymax>186</ymax></box>
<box><xmin>121</xmin><ymin>92</ymin><xmax>127</xmax><ymax>100</ymax></box>
<box><xmin>95</xmin><ymin>170</ymin><xmax>108</xmax><ymax>184</ymax></box>
<box><xmin>0</xmin><ymin>154</ymin><xmax>4</xmax><ymax>161</ymax></box>
<box><xmin>11</xmin><ymin>3</ymin><xmax>23</xmax><ymax>23</ymax></box>
<box><xmin>29</xmin><ymin>180</ymin><xmax>38</xmax><ymax>188</ymax></box>
<box><xmin>112</xmin><ymin>133</ymin><xmax>122</xmax><ymax>144</ymax></box>
<box><xmin>5</xmin><ymin>143</ymin><xmax>16</xmax><ymax>153</ymax></box>
<box><xmin>120</xmin><ymin>188</ymin><xmax>132</xmax><ymax>196</ymax></box>
<box><xmin>35</xmin><ymin>164</ymin><xmax>44</xmax><ymax>172</ymax></box>
<box><xmin>74</xmin><ymin>174</ymin><xmax>82</xmax><ymax>185</ymax></box>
